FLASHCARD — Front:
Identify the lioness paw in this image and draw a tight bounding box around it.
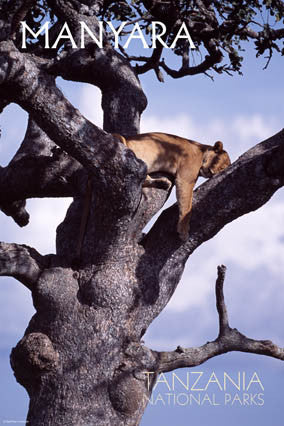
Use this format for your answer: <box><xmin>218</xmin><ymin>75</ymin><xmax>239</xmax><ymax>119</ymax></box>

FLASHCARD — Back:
<box><xmin>143</xmin><ymin>175</ymin><xmax>172</xmax><ymax>190</ymax></box>
<box><xmin>153</xmin><ymin>177</ymin><xmax>172</xmax><ymax>190</ymax></box>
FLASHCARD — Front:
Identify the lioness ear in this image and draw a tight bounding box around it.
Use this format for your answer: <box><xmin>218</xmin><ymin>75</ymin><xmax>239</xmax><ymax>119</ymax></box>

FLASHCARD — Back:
<box><xmin>213</xmin><ymin>141</ymin><xmax>223</xmax><ymax>152</ymax></box>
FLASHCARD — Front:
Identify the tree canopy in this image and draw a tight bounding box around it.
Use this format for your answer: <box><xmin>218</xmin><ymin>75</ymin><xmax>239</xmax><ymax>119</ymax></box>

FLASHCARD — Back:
<box><xmin>6</xmin><ymin>0</ymin><xmax>284</xmax><ymax>80</ymax></box>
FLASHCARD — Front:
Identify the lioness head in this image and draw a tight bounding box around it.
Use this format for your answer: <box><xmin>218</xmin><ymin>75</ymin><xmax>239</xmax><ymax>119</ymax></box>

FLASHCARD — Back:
<box><xmin>199</xmin><ymin>141</ymin><xmax>231</xmax><ymax>179</ymax></box>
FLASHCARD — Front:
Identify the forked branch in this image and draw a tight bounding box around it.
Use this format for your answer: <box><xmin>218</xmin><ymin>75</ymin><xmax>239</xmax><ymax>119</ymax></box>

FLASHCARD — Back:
<box><xmin>156</xmin><ymin>265</ymin><xmax>284</xmax><ymax>373</ymax></box>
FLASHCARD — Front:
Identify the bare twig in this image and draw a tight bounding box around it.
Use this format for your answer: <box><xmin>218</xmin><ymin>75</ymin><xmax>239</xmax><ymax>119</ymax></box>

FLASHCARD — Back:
<box><xmin>155</xmin><ymin>265</ymin><xmax>284</xmax><ymax>373</ymax></box>
<box><xmin>215</xmin><ymin>264</ymin><xmax>229</xmax><ymax>336</ymax></box>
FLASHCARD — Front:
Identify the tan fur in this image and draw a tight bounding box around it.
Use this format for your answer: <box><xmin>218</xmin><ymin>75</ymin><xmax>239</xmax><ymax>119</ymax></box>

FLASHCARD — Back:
<box><xmin>114</xmin><ymin>132</ymin><xmax>231</xmax><ymax>241</ymax></box>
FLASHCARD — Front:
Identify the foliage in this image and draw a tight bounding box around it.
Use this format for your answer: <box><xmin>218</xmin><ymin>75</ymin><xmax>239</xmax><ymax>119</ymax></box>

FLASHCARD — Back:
<box><xmin>14</xmin><ymin>1</ymin><xmax>284</xmax><ymax>78</ymax></box>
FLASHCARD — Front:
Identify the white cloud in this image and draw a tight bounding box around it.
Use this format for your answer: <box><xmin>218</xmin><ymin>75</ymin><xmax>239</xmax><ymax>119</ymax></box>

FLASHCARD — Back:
<box><xmin>2</xmin><ymin>198</ymin><xmax>71</xmax><ymax>255</ymax></box>
<box><xmin>0</xmin><ymin>104</ymin><xmax>28</xmax><ymax>166</ymax></box>
<box><xmin>141</xmin><ymin>113</ymin><xmax>194</xmax><ymax>138</ymax></box>
<box><xmin>141</xmin><ymin>112</ymin><xmax>281</xmax><ymax>162</ymax></box>
<box><xmin>232</xmin><ymin>115</ymin><xmax>277</xmax><ymax>142</ymax></box>
<box><xmin>0</xmin><ymin>278</ymin><xmax>34</xmax><ymax>348</ymax></box>
<box><xmin>215</xmin><ymin>203</ymin><xmax>284</xmax><ymax>274</ymax></box>
<box><xmin>78</xmin><ymin>83</ymin><xmax>103</xmax><ymax>127</ymax></box>
<box><xmin>166</xmin><ymin>201</ymin><xmax>284</xmax><ymax>312</ymax></box>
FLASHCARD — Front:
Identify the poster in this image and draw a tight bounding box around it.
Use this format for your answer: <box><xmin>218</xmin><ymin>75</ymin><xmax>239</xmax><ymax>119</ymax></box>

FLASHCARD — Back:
<box><xmin>0</xmin><ymin>2</ymin><xmax>283</xmax><ymax>425</ymax></box>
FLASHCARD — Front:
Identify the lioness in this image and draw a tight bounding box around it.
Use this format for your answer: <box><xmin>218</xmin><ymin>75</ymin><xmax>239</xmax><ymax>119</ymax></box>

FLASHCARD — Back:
<box><xmin>115</xmin><ymin>132</ymin><xmax>231</xmax><ymax>241</ymax></box>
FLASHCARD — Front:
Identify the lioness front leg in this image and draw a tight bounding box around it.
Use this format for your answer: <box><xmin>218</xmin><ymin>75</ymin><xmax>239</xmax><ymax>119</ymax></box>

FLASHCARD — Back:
<box><xmin>175</xmin><ymin>176</ymin><xmax>196</xmax><ymax>241</ymax></box>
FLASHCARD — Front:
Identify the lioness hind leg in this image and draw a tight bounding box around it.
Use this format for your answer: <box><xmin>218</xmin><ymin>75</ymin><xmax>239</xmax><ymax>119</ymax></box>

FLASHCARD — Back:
<box><xmin>143</xmin><ymin>175</ymin><xmax>172</xmax><ymax>190</ymax></box>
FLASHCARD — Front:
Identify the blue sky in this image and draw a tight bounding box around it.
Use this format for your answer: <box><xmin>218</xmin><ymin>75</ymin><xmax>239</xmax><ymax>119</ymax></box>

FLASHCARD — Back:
<box><xmin>0</xmin><ymin>41</ymin><xmax>284</xmax><ymax>424</ymax></box>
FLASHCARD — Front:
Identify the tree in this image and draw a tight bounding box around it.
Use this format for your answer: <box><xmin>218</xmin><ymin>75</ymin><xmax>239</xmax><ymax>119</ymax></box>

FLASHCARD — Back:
<box><xmin>0</xmin><ymin>0</ymin><xmax>284</xmax><ymax>424</ymax></box>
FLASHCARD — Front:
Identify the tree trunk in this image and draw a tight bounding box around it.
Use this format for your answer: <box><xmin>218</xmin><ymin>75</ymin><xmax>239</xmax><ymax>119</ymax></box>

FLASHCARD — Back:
<box><xmin>6</xmin><ymin>29</ymin><xmax>157</xmax><ymax>423</ymax></box>
<box><xmin>11</xmin><ymin>263</ymin><xmax>153</xmax><ymax>425</ymax></box>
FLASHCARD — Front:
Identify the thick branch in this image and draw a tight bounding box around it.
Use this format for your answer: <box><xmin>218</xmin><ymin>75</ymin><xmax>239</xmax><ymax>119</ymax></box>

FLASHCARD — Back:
<box><xmin>0</xmin><ymin>41</ymin><xmax>146</xmax><ymax>204</ymax></box>
<box><xmin>156</xmin><ymin>265</ymin><xmax>284</xmax><ymax>373</ymax></box>
<box><xmin>10</xmin><ymin>0</ymin><xmax>36</xmax><ymax>39</ymax></box>
<box><xmin>0</xmin><ymin>42</ymin><xmax>104</xmax><ymax>175</ymax></box>
<box><xmin>135</xmin><ymin>38</ymin><xmax>165</xmax><ymax>78</ymax></box>
<box><xmin>0</xmin><ymin>119</ymin><xmax>82</xmax><ymax>230</ymax></box>
<box><xmin>0</xmin><ymin>0</ymin><xmax>21</xmax><ymax>41</ymax></box>
<box><xmin>0</xmin><ymin>119</ymin><xmax>83</xmax><ymax>226</ymax></box>
<box><xmin>157</xmin><ymin>331</ymin><xmax>284</xmax><ymax>373</ymax></box>
<box><xmin>0</xmin><ymin>198</ymin><xmax>29</xmax><ymax>227</ymax></box>
<box><xmin>160</xmin><ymin>39</ymin><xmax>223</xmax><ymax>78</ymax></box>
<box><xmin>0</xmin><ymin>242</ymin><xmax>48</xmax><ymax>289</ymax></box>
<box><xmin>0</xmin><ymin>153</ymin><xmax>76</xmax><ymax>202</ymax></box>
<box><xmin>46</xmin><ymin>0</ymin><xmax>147</xmax><ymax>134</ymax></box>
<box><xmin>11</xmin><ymin>116</ymin><xmax>57</xmax><ymax>161</ymax></box>
<box><xmin>0</xmin><ymin>117</ymin><xmax>81</xmax><ymax>213</ymax></box>
<box><xmin>128</xmin><ymin>180</ymin><xmax>174</xmax><ymax>242</ymax></box>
